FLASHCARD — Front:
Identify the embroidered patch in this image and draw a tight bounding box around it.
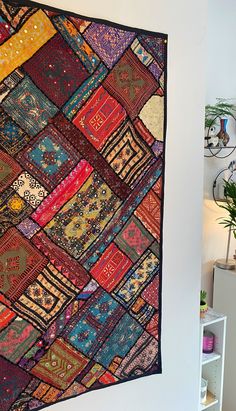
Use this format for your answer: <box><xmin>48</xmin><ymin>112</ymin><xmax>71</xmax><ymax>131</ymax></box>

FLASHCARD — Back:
<box><xmin>0</xmin><ymin>107</ymin><xmax>30</xmax><ymax>155</ymax></box>
<box><xmin>0</xmin><ymin>316</ymin><xmax>40</xmax><ymax>363</ymax></box>
<box><xmin>0</xmin><ymin>356</ymin><xmax>32</xmax><ymax>411</ymax></box>
<box><xmin>16</xmin><ymin>124</ymin><xmax>79</xmax><ymax>190</ymax></box>
<box><xmin>45</xmin><ymin>172</ymin><xmax>121</xmax><ymax>258</ymax></box>
<box><xmin>63</xmin><ymin>288</ymin><xmax>124</xmax><ymax>357</ymax></box>
<box><xmin>94</xmin><ymin>313</ymin><xmax>143</xmax><ymax>367</ymax></box>
<box><xmin>104</xmin><ymin>49</ymin><xmax>157</xmax><ymax>119</ymax></box>
<box><xmin>73</xmin><ymin>86</ymin><xmax>126</xmax><ymax>150</ymax></box>
<box><xmin>31</xmin><ymin>338</ymin><xmax>90</xmax><ymax>390</ymax></box>
<box><xmin>0</xmin><ymin>227</ymin><xmax>47</xmax><ymax>301</ymax></box>
<box><xmin>0</xmin><ymin>150</ymin><xmax>21</xmax><ymax>192</ymax></box>
<box><xmin>17</xmin><ymin>217</ymin><xmax>41</xmax><ymax>239</ymax></box>
<box><xmin>11</xmin><ymin>171</ymin><xmax>48</xmax><ymax>208</ymax></box>
<box><xmin>24</xmin><ymin>33</ymin><xmax>90</xmax><ymax>107</ymax></box>
<box><xmin>0</xmin><ymin>188</ymin><xmax>33</xmax><ymax>236</ymax></box>
<box><xmin>0</xmin><ymin>300</ymin><xmax>16</xmax><ymax>330</ymax></box>
<box><xmin>101</xmin><ymin>120</ymin><xmax>154</xmax><ymax>187</ymax></box>
<box><xmin>84</xmin><ymin>23</ymin><xmax>135</xmax><ymax>69</ymax></box>
<box><xmin>114</xmin><ymin>215</ymin><xmax>154</xmax><ymax>262</ymax></box>
<box><xmin>90</xmin><ymin>242</ymin><xmax>133</xmax><ymax>291</ymax></box>
<box><xmin>134</xmin><ymin>188</ymin><xmax>161</xmax><ymax>240</ymax></box>
<box><xmin>2</xmin><ymin>76</ymin><xmax>58</xmax><ymax>136</ymax></box>
<box><xmin>13</xmin><ymin>263</ymin><xmax>80</xmax><ymax>331</ymax></box>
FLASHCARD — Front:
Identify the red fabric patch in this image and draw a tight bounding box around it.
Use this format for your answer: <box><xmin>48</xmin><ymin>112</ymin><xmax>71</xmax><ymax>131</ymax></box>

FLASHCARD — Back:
<box><xmin>73</xmin><ymin>86</ymin><xmax>126</xmax><ymax>150</ymax></box>
<box><xmin>31</xmin><ymin>159</ymin><xmax>93</xmax><ymax>227</ymax></box>
<box><xmin>0</xmin><ymin>21</ymin><xmax>11</xmax><ymax>45</ymax></box>
<box><xmin>135</xmin><ymin>190</ymin><xmax>161</xmax><ymax>240</ymax></box>
<box><xmin>53</xmin><ymin>113</ymin><xmax>131</xmax><ymax>201</ymax></box>
<box><xmin>0</xmin><ymin>151</ymin><xmax>21</xmax><ymax>192</ymax></box>
<box><xmin>142</xmin><ymin>276</ymin><xmax>159</xmax><ymax>309</ymax></box>
<box><xmin>99</xmin><ymin>370</ymin><xmax>118</xmax><ymax>385</ymax></box>
<box><xmin>24</xmin><ymin>33</ymin><xmax>89</xmax><ymax>107</ymax></box>
<box><xmin>134</xmin><ymin>117</ymin><xmax>155</xmax><ymax>146</ymax></box>
<box><xmin>0</xmin><ymin>227</ymin><xmax>47</xmax><ymax>302</ymax></box>
<box><xmin>153</xmin><ymin>176</ymin><xmax>162</xmax><ymax>198</ymax></box>
<box><xmin>90</xmin><ymin>243</ymin><xmax>132</xmax><ymax>291</ymax></box>
<box><xmin>0</xmin><ymin>303</ymin><xmax>15</xmax><ymax>330</ymax></box>
<box><xmin>146</xmin><ymin>312</ymin><xmax>159</xmax><ymax>338</ymax></box>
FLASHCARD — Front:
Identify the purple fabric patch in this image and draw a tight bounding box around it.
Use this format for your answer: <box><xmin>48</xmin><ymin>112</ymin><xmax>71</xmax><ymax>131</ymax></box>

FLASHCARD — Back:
<box><xmin>149</xmin><ymin>60</ymin><xmax>163</xmax><ymax>81</ymax></box>
<box><xmin>17</xmin><ymin>218</ymin><xmax>40</xmax><ymax>239</ymax></box>
<box><xmin>152</xmin><ymin>140</ymin><xmax>164</xmax><ymax>157</ymax></box>
<box><xmin>84</xmin><ymin>23</ymin><xmax>136</xmax><ymax>68</ymax></box>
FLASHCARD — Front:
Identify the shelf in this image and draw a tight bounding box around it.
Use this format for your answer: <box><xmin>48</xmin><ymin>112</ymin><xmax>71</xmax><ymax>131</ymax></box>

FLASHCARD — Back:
<box><xmin>199</xmin><ymin>308</ymin><xmax>226</xmax><ymax>411</ymax></box>
<box><xmin>204</xmin><ymin>146</ymin><xmax>236</xmax><ymax>149</ymax></box>
<box><xmin>201</xmin><ymin>391</ymin><xmax>218</xmax><ymax>410</ymax></box>
<box><xmin>200</xmin><ymin>308</ymin><xmax>226</xmax><ymax>326</ymax></box>
<box><xmin>202</xmin><ymin>352</ymin><xmax>221</xmax><ymax>365</ymax></box>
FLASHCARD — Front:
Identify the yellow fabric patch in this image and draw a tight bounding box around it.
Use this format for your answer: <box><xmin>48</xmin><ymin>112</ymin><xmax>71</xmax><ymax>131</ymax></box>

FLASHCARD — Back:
<box><xmin>0</xmin><ymin>10</ymin><xmax>56</xmax><ymax>82</ymax></box>
<box><xmin>139</xmin><ymin>95</ymin><xmax>164</xmax><ymax>141</ymax></box>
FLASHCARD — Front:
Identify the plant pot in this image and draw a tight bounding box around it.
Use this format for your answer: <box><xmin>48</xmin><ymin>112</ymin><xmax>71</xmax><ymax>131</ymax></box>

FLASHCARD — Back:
<box><xmin>200</xmin><ymin>302</ymin><xmax>208</xmax><ymax>319</ymax></box>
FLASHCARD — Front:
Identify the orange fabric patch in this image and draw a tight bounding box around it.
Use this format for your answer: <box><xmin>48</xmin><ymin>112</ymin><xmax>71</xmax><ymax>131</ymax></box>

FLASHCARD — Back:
<box><xmin>0</xmin><ymin>10</ymin><xmax>56</xmax><ymax>82</ymax></box>
<box><xmin>135</xmin><ymin>189</ymin><xmax>161</xmax><ymax>240</ymax></box>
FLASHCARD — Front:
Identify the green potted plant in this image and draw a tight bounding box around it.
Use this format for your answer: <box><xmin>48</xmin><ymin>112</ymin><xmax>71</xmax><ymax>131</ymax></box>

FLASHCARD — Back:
<box><xmin>214</xmin><ymin>179</ymin><xmax>236</xmax><ymax>270</ymax></box>
<box><xmin>205</xmin><ymin>99</ymin><xmax>236</xmax><ymax>128</ymax></box>
<box><xmin>200</xmin><ymin>290</ymin><xmax>208</xmax><ymax>318</ymax></box>
<box><xmin>219</xmin><ymin>179</ymin><xmax>236</xmax><ymax>235</ymax></box>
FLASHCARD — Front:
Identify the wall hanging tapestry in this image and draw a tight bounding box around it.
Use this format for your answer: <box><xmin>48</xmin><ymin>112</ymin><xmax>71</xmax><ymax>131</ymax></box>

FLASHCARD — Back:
<box><xmin>0</xmin><ymin>0</ymin><xmax>167</xmax><ymax>409</ymax></box>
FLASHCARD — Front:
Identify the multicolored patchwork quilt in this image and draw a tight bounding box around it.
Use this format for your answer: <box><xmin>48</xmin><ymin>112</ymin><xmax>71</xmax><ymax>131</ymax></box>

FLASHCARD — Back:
<box><xmin>0</xmin><ymin>0</ymin><xmax>167</xmax><ymax>409</ymax></box>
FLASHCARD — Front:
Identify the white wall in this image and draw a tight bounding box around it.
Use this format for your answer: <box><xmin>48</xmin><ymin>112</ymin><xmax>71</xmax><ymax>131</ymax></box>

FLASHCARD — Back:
<box><xmin>33</xmin><ymin>1</ymin><xmax>207</xmax><ymax>410</ymax></box>
<box><xmin>203</xmin><ymin>0</ymin><xmax>236</xmax><ymax>304</ymax></box>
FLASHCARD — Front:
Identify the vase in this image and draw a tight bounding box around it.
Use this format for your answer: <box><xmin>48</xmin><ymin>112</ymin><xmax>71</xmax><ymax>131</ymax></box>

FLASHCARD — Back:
<box><xmin>217</xmin><ymin>118</ymin><xmax>230</xmax><ymax>146</ymax></box>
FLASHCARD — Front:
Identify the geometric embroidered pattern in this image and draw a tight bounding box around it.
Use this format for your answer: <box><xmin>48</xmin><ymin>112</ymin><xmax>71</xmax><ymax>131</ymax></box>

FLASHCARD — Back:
<box><xmin>0</xmin><ymin>0</ymin><xmax>167</xmax><ymax>410</ymax></box>
<box><xmin>13</xmin><ymin>263</ymin><xmax>80</xmax><ymax>331</ymax></box>
<box><xmin>31</xmin><ymin>338</ymin><xmax>90</xmax><ymax>390</ymax></box>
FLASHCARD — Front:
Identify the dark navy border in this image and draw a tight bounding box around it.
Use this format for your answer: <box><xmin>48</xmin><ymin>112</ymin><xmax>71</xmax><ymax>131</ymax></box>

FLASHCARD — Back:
<box><xmin>3</xmin><ymin>0</ymin><xmax>168</xmax><ymax>38</ymax></box>
<box><xmin>24</xmin><ymin>369</ymin><xmax>160</xmax><ymax>411</ymax></box>
<box><xmin>1</xmin><ymin>1</ymin><xmax>168</xmax><ymax>409</ymax></box>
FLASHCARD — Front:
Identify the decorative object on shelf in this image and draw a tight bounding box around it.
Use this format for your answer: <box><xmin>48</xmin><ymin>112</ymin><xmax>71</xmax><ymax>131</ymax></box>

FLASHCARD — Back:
<box><xmin>201</xmin><ymin>378</ymin><xmax>208</xmax><ymax>404</ymax></box>
<box><xmin>200</xmin><ymin>290</ymin><xmax>208</xmax><ymax>318</ymax></box>
<box><xmin>215</xmin><ymin>179</ymin><xmax>236</xmax><ymax>269</ymax></box>
<box><xmin>217</xmin><ymin>118</ymin><xmax>230</xmax><ymax>146</ymax></box>
<box><xmin>212</xmin><ymin>161</ymin><xmax>234</xmax><ymax>202</ymax></box>
<box><xmin>203</xmin><ymin>330</ymin><xmax>215</xmax><ymax>354</ymax></box>
<box><xmin>204</xmin><ymin>99</ymin><xmax>236</xmax><ymax>158</ymax></box>
<box><xmin>206</xmin><ymin>125</ymin><xmax>219</xmax><ymax>148</ymax></box>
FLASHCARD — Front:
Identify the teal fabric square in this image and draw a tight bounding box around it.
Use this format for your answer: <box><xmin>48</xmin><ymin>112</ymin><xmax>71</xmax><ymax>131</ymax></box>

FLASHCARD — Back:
<box><xmin>94</xmin><ymin>313</ymin><xmax>143</xmax><ymax>367</ymax></box>
<box><xmin>29</xmin><ymin>136</ymin><xmax>69</xmax><ymax>176</ymax></box>
<box><xmin>2</xmin><ymin>76</ymin><xmax>58</xmax><ymax>136</ymax></box>
<box><xmin>64</xmin><ymin>288</ymin><xmax>124</xmax><ymax>357</ymax></box>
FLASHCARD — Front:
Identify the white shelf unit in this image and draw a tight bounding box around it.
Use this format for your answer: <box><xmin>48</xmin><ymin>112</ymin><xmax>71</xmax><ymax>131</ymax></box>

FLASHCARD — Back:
<box><xmin>213</xmin><ymin>267</ymin><xmax>236</xmax><ymax>411</ymax></box>
<box><xmin>199</xmin><ymin>308</ymin><xmax>227</xmax><ymax>411</ymax></box>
